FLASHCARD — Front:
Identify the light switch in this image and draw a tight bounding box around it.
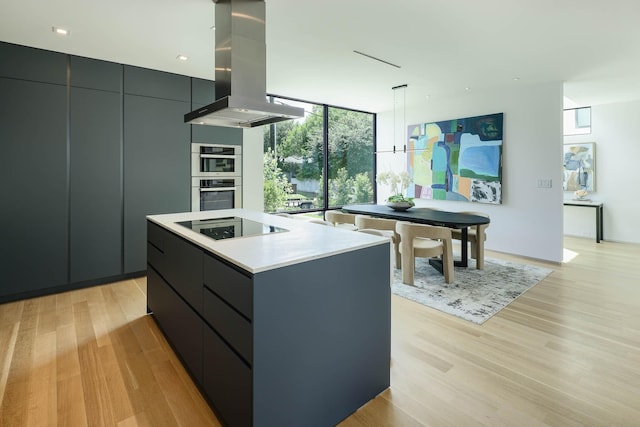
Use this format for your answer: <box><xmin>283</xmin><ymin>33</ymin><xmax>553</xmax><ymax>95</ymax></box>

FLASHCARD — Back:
<box><xmin>537</xmin><ymin>179</ymin><xmax>552</xmax><ymax>188</ymax></box>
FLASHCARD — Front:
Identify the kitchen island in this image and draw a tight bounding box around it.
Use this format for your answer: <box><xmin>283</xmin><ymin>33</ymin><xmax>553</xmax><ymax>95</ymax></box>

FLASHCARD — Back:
<box><xmin>146</xmin><ymin>209</ymin><xmax>391</xmax><ymax>426</ymax></box>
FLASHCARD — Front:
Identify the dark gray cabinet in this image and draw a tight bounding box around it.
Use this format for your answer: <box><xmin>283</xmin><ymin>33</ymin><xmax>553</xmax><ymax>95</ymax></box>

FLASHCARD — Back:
<box><xmin>70</xmin><ymin>56</ymin><xmax>121</xmax><ymax>92</ymax></box>
<box><xmin>191</xmin><ymin>115</ymin><xmax>243</xmax><ymax>144</ymax></box>
<box><xmin>147</xmin><ymin>267</ymin><xmax>203</xmax><ymax>382</ymax></box>
<box><xmin>203</xmin><ymin>325</ymin><xmax>252</xmax><ymax>427</ymax></box>
<box><xmin>148</xmin><ymin>221</ymin><xmax>204</xmax><ymax>313</ymax></box>
<box><xmin>69</xmin><ymin>58</ymin><xmax>122</xmax><ymax>282</ymax></box>
<box><xmin>191</xmin><ymin>78</ymin><xmax>216</xmax><ymax>106</ymax></box>
<box><xmin>0</xmin><ymin>78</ymin><xmax>68</xmax><ymax>297</ymax></box>
<box><xmin>0</xmin><ymin>42</ymin><xmax>67</xmax><ymax>85</ymax></box>
<box><xmin>147</xmin><ymin>221</ymin><xmax>204</xmax><ymax>381</ymax></box>
<box><xmin>124</xmin><ymin>65</ymin><xmax>190</xmax><ymax>102</ymax></box>
<box><xmin>0</xmin><ymin>41</ymin><xmax>247</xmax><ymax>303</ymax></box>
<box><xmin>146</xmin><ymin>219</ymin><xmax>391</xmax><ymax>427</ymax></box>
<box><xmin>148</xmin><ymin>222</ymin><xmax>254</xmax><ymax>426</ymax></box>
<box><xmin>123</xmin><ymin>90</ymin><xmax>190</xmax><ymax>273</ymax></box>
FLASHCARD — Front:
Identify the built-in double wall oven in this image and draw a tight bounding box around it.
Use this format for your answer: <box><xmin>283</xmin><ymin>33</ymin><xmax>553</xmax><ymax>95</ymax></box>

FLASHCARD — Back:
<box><xmin>191</xmin><ymin>143</ymin><xmax>242</xmax><ymax>212</ymax></box>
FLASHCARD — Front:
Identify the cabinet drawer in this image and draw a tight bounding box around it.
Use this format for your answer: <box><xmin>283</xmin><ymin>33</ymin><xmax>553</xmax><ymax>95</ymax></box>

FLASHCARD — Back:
<box><xmin>147</xmin><ymin>221</ymin><xmax>166</xmax><ymax>253</ymax></box>
<box><xmin>147</xmin><ymin>241</ymin><xmax>164</xmax><ymax>271</ymax></box>
<box><xmin>163</xmin><ymin>232</ymin><xmax>203</xmax><ymax>313</ymax></box>
<box><xmin>147</xmin><ymin>267</ymin><xmax>203</xmax><ymax>383</ymax></box>
<box><xmin>147</xmin><ymin>221</ymin><xmax>204</xmax><ymax>314</ymax></box>
<box><xmin>203</xmin><ymin>287</ymin><xmax>252</xmax><ymax>363</ymax></box>
<box><xmin>203</xmin><ymin>326</ymin><xmax>252</xmax><ymax>427</ymax></box>
<box><xmin>203</xmin><ymin>254</ymin><xmax>252</xmax><ymax>319</ymax></box>
<box><xmin>146</xmin><ymin>221</ymin><xmax>168</xmax><ymax>279</ymax></box>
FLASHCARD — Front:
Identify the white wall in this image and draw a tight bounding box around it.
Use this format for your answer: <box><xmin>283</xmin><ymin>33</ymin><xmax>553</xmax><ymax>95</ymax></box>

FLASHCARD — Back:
<box><xmin>563</xmin><ymin>99</ymin><xmax>640</xmax><ymax>243</ymax></box>
<box><xmin>242</xmin><ymin>127</ymin><xmax>264</xmax><ymax>211</ymax></box>
<box><xmin>377</xmin><ymin>81</ymin><xmax>565</xmax><ymax>263</ymax></box>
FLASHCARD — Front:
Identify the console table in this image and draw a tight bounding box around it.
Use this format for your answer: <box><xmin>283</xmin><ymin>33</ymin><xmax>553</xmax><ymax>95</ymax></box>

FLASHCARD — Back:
<box><xmin>563</xmin><ymin>200</ymin><xmax>604</xmax><ymax>243</ymax></box>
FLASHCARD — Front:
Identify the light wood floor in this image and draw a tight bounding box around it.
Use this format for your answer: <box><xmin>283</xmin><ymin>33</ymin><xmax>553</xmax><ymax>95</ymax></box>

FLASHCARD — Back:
<box><xmin>1</xmin><ymin>236</ymin><xmax>639</xmax><ymax>426</ymax></box>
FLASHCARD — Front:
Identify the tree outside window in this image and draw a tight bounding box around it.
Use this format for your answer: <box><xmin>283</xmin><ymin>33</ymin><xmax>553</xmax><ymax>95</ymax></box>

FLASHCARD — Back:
<box><xmin>263</xmin><ymin>97</ymin><xmax>375</xmax><ymax>213</ymax></box>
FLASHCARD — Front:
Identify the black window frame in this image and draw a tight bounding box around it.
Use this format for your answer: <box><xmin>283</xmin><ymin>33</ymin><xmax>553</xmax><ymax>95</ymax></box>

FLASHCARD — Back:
<box><xmin>264</xmin><ymin>94</ymin><xmax>378</xmax><ymax>214</ymax></box>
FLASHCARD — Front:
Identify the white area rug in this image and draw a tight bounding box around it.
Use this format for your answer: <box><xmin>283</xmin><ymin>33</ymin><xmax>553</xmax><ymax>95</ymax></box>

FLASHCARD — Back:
<box><xmin>392</xmin><ymin>257</ymin><xmax>553</xmax><ymax>324</ymax></box>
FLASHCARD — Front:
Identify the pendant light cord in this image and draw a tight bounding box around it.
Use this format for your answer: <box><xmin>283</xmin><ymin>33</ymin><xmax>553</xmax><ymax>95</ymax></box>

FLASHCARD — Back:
<box><xmin>393</xmin><ymin>87</ymin><xmax>397</xmax><ymax>154</ymax></box>
<box><xmin>391</xmin><ymin>84</ymin><xmax>408</xmax><ymax>155</ymax></box>
<box><xmin>403</xmin><ymin>85</ymin><xmax>407</xmax><ymax>153</ymax></box>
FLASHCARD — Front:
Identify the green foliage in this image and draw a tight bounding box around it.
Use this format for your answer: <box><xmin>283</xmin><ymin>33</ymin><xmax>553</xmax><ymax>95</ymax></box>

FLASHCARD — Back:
<box><xmin>327</xmin><ymin>168</ymin><xmax>373</xmax><ymax>206</ymax></box>
<box><xmin>329</xmin><ymin>168</ymin><xmax>353</xmax><ymax>206</ymax></box>
<box><xmin>327</xmin><ymin>108</ymin><xmax>374</xmax><ymax>179</ymax></box>
<box><xmin>263</xmin><ymin>101</ymin><xmax>376</xmax><ymax>209</ymax></box>
<box><xmin>386</xmin><ymin>194</ymin><xmax>415</xmax><ymax>205</ymax></box>
<box><xmin>352</xmin><ymin>172</ymin><xmax>374</xmax><ymax>203</ymax></box>
<box><xmin>316</xmin><ymin>172</ymin><xmax>325</xmax><ymax>207</ymax></box>
<box><xmin>266</xmin><ymin>105</ymin><xmax>373</xmax><ymax>183</ymax></box>
<box><xmin>263</xmin><ymin>149</ymin><xmax>293</xmax><ymax>213</ymax></box>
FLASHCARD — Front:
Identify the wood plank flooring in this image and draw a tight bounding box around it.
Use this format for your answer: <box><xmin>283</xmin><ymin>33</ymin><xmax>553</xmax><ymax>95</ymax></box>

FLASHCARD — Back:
<box><xmin>1</xmin><ymin>236</ymin><xmax>639</xmax><ymax>426</ymax></box>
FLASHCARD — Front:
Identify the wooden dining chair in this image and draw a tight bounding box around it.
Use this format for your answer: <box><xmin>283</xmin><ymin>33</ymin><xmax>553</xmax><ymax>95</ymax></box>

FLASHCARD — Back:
<box><xmin>357</xmin><ymin>227</ymin><xmax>395</xmax><ymax>285</ymax></box>
<box><xmin>324</xmin><ymin>210</ymin><xmax>358</xmax><ymax>230</ymax></box>
<box><xmin>355</xmin><ymin>215</ymin><xmax>401</xmax><ymax>268</ymax></box>
<box><xmin>396</xmin><ymin>221</ymin><xmax>454</xmax><ymax>285</ymax></box>
<box><xmin>450</xmin><ymin>211</ymin><xmax>489</xmax><ymax>270</ymax></box>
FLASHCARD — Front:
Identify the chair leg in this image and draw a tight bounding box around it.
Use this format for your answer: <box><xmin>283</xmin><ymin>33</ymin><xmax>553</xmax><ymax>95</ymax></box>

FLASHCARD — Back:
<box><xmin>475</xmin><ymin>228</ymin><xmax>486</xmax><ymax>270</ymax></box>
<box><xmin>401</xmin><ymin>245</ymin><xmax>415</xmax><ymax>286</ymax></box>
<box><xmin>443</xmin><ymin>240</ymin><xmax>455</xmax><ymax>284</ymax></box>
<box><xmin>476</xmin><ymin>242</ymin><xmax>485</xmax><ymax>270</ymax></box>
<box><xmin>394</xmin><ymin>244</ymin><xmax>402</xmax><ymax>270</ymax></box>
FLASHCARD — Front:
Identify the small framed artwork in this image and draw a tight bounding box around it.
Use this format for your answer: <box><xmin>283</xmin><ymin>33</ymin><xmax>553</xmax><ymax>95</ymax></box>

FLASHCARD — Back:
<box><xmin>563</xmin><ymin>142</ymin><xmax>595</xmax><ymax>191</ymax></box>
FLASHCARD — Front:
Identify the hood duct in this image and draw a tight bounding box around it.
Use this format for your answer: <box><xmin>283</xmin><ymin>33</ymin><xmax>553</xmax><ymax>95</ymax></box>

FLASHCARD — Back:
<box><xmin>185</xmin><ymin>0</ymin><xmax>304</xmax><ymax>128</ymax></box>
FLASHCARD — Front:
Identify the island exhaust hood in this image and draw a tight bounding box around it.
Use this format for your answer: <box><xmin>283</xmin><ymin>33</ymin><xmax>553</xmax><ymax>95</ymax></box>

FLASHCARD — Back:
<box><xmin>184</xmin><ymin>0</ymin><xmax>304</xmax><ymax>128</ymax></box>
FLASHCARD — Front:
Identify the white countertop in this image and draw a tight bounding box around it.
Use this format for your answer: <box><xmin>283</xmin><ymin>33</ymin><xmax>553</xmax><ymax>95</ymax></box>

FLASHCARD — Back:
<box><xmin>147</xmin><ymin>209</ymin><xmax>390</xmax><ymax>274</ymax></box>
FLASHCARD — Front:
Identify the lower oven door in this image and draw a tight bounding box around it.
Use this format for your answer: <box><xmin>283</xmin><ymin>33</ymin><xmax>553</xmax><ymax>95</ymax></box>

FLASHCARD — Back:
<box><xmin>192</xmin><ymin>178</ymin><xmax>242</xmax><ymax>211</ymax></box>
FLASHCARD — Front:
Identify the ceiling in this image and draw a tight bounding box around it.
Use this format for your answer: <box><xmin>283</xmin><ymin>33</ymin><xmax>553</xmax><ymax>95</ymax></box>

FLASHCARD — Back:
<box><xmin>2</xmin><ymin>0</ymin><xmax>639</xmax><ymax>113</ymax></box>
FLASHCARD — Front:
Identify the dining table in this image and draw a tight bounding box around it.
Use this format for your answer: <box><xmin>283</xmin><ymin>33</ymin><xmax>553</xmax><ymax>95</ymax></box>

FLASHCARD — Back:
<box><xmin>341</xmin><ymin>203</ymin><xmax>491</xmax><ymax>268</ymax></box>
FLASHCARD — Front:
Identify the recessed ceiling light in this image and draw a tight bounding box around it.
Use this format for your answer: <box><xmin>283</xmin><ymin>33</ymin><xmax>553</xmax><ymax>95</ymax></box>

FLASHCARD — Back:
<box><xmin>465</xmin><ymin>87</ymin><xmax>471</xmax><ymax>91</ymax></box>
<box><xmin>176</xmin><ymin>54</ymin><xmax>189</xmax><ymax>61</ymax></box>
<box><xmin>425</xmin><ymin>95</ymin><xmax>431</xmax><ymax>100</ymax></box>
<box><xmin>52</xmin><ymin>26</ymin><xmax>69</xmax><ymax>36</ymax></box>
<box><xmin>513</xmin><ymin>77</ymin><xmax>521</xmax><ymax>81</ymax></box>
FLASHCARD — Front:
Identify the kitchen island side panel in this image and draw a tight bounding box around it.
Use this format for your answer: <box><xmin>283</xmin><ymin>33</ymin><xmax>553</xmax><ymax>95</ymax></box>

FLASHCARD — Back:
<box><xmin>252</xmin><ymin>243</ymin><xmax>391</xmax><ymax>427</ymax></box>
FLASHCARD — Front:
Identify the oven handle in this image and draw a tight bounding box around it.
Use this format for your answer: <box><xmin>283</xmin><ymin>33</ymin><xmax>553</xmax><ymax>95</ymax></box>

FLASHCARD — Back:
<box><xmin>198</xmin><ymin>188</ymin><xmax>236</xmax><ymax>192</ymax></box>
<box><xmin>199</xmin><ymin>154</ymin><xmax>238</xmax><ymax>159</ymax></box>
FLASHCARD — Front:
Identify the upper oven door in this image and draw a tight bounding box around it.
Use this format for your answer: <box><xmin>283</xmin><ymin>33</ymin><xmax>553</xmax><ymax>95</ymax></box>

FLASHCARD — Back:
<box><xmin>191</xmin><ymin>143</ymin><xmax>242</xmax><ymax>177</ymax></box>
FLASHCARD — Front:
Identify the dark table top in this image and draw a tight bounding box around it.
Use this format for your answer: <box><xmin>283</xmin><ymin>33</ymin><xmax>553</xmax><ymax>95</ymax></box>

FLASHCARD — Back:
<box><xmin>563</xmin><ymin>200</ymin><xmax>603</xmax><ymax>207</ymax></box>
<box><xmin>342</xmin><ymin>204</ymin><xmax>490</xmax><ymax>229</ymax></box>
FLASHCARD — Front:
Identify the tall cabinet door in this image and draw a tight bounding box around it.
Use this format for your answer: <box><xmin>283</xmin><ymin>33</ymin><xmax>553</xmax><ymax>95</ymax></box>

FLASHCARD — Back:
<box><xmin>69</xmin><ymin>56</ymin><xmax>123</xmax><ymax>282</ymax></box>
<box><xmin>123</xmin><ymin>66</ymin><xmax>191</xmax><ymax>274</ymax></box>
<box><xmin>0</xmin><ymin>47</ymin><xmax>68</xmax><ymax>297</ymax></box>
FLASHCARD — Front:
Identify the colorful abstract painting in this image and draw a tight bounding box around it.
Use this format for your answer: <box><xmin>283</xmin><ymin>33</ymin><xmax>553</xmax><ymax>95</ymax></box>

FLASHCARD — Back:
<box><xmin>407</xmin><ymin>112</ymin><xmax>503</xmax><ymax>204</ymax></box>
<box><xmin>563</xmin><ymin>142</ymin><xmax>595</xmax><ymax>191</ymax></box>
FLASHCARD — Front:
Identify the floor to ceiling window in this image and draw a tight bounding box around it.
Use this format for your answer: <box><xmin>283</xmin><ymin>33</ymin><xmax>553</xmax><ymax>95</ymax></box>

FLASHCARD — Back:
<box><xmin>263</xmin><ymin>96</ymin><xmax>376</xmax><ymax>213</ymax></box>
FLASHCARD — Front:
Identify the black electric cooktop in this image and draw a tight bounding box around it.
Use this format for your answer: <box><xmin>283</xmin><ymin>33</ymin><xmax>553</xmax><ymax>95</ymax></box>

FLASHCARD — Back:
<box><xmin>177</xmin><ymin>216</ymin><xmax>288</xmax><ymax>241</ymax></box>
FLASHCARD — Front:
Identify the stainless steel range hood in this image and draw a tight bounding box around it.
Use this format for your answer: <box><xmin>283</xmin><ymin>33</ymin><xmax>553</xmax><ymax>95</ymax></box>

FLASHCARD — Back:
<box><xmin>185</xmin><ymin>0</ymin><xmax>303</xmax><ymax>128</ymax></box>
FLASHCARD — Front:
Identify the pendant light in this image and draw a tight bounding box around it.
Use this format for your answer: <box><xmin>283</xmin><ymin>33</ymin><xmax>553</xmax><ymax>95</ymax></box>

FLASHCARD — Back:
<box><xmin>392</xmin><ymin>84</ymin><xmax>408</xmax><ymax>154</ymax></box>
